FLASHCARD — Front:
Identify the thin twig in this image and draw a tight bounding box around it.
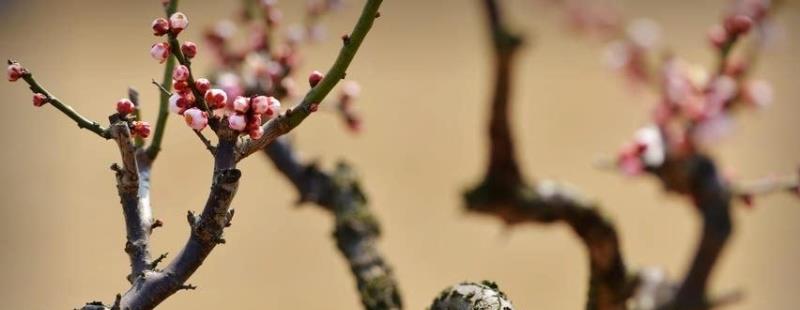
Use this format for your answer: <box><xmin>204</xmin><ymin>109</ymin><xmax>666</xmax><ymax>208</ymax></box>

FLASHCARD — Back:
<box><xmin>147</xmin><ymin>1</ymin><xmax>180</xmax><ymax>160</ymax></box>
<box><xmin>12</xmin><ymin>60</ymin><xmax>110</xmax><ymax>139</ymax></box>
<box><xmin>236</xmin><ymin>0</ymin><xmax>384</xmax><ymax>161</ymax></box>
<box><xmin>193</xmin><ymin>129</ymin><xmax>216</xmax><ymax>155</ymax></box>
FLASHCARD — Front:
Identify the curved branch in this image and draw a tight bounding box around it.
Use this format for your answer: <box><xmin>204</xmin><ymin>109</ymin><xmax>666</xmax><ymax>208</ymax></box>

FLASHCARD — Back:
<box><xmin>11</xmin><ymin>60</ymin><xmax>110</xmax><ymax>139</ymax></box>
<box><xmin>236</xmin><ymin>0</ymin><xmax>384</xmax><ymax>161</ymax></box>
<box><xmin>430</xmin><ymin>281</ymin><xmax>514</xmax><ymax>310</ymax></box>
<box><xmin>264</xmin><ymin>138</ymin><xmax>402</xmax><ymax>309</ymax></box>
<box><xmin>655</xmin><ymin>155</ymin><xmax>733</xmax><ymax>309</ymax></box>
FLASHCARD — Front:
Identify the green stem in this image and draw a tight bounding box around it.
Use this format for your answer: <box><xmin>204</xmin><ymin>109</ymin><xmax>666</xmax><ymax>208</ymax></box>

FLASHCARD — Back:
<box><xmin>237</xmin><ymin>0</ymin><xmax>383</xmax><ymax>161</ymax></box>
<box><xmin>146</xmin><ymin>0</ymin><xmax>180</xmax><ymax>160</ymax></box>
<box><xmin>19</xmin><ymin>71</ymin><xmax>110</xmax><ymax>139</ymax></box>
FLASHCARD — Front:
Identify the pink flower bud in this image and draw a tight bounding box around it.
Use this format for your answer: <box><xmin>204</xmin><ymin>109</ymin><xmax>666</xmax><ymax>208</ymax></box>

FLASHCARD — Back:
<box><xmin>169</xmin><ymin>93</ymin><xmax>184</xmax><ymax>114</ymax></box>
<box><xmin>249</xmin><ymin>126</ymin><xmax>264</xmax><ymax>139</ymax></box>
<box><xmin>150</xmin><ymin>42</ymin><xmax>171</xmax><ymax>63</ymax></box>
<box><xmin>228</xmin><ymin>113</ymin><xmax>247</xmax><ymax>131</ymax></box>
<box><xmin>248</xmin><ymin>114</ymin><xmax>262</xmax><ymax>130</ymax></box>
<box><xmin>308</xmin><ymin>70</ymin><xmax>324</xmax><ymax>87</ymax></box>
<box><xmin>707</xmin><ymin>25</ymin><xmax>728</xmax><ymax>49</ymax></box>
<box><xmin>195</xmin><ymin>78</ymin><xmax>211</xmax><ymax>94</ymax></box>
<box><xmin>724</xmin><ymin>15</ymin><xmax>753</xmax><ymax>36</ymax></box>
<box><xmin>33</xmin><ymin>93</ymin><xmax>48</xmax><ymax>107</ymax></box>
<box><xmin>7</xmin><ymin>62</ymin><xmax>24</xmax><ymax>82</ymax></box>
<box><xmin>152</xmin><ymin>18</ymin><xmax>170</xmax><ymax>36</ymax></box>
<box><xmin>173</xmin><ymin>65</ymin><xmax>190</xmax><ymax>82</ymax></box>
<box><xmin>132</xmin><ymin>121</ymin><xmax>152</xmax><ymax>138</ymax></box>
<box><xmin>181</xmin><ymin>41</ymin><xmax>198</xmax><ymax>59</ymax></box>
<box><xmin>232</xmin><ymin>96</ymin><xmax>250</xmax><ymax>113</ymax></box>
<box><xmin>204</xmin><ymin>89</ymin><xmax>228</xmax><ymax>109</ymax></box>
<box><xmin>184</xmin><ymin>107</ymin><xmax>208</xmax><ymax>130</ymax></box>
<box><xmin>116</xmin><ymin>98</ymin><xmax>135</xmax><ymax>115</ymax></box>
<box><xmin>169</xmin><ymin>12</ymin><xmax>189</xmax><ymax>34</ymax></box>
<box><xmin>262</xmin><ymin>96</ymin><xmax>281</xmax><ymax>119</ymax></box>
<box><xmin>250</xmin><ymin>96</ymin><xmax>270</xmax><ymax>114</ymax></box>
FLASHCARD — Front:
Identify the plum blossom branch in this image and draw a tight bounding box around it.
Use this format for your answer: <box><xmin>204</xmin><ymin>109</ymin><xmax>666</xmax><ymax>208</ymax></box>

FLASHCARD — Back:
<box><xmin>235</xmin><ymin>0</ymin><xmax>383</xmax><ymax>161</ymax></box>
<box><xmin>146</xmin><ymin>0</ymin><xmax>178</xmax><ymax>160</ymax></box>
<box><xmin>9</xmin><ymin>60</ymin><xmax>110</xmax><ymax>139</ymax></box>
<box><xmin>264</xmin><ymin>138</ymin><xmax>402</xmax><ymax>309</ymax></box>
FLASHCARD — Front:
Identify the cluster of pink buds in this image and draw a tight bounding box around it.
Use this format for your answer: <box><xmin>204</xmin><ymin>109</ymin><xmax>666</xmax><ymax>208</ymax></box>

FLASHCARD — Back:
<box><xmin>7</xmin><ymin>62</ymin><xmax>25</xmax><ymax>82</ymax></box>
<box><xmin>116</xmin><ymin>98</ymin><xmax>135</xmax><ymax>115</ymax></box>
<box><xmin>707</xmin><ymin>15</ymin><xmax>753</xmax><ymax>48</ymax></box>
<box><xmin>228</xmin><ymin>96</ymin><xmax>281</xmax><ymax>139</ymax></box>
<box><xmin>150</xmin><ymin>12</ymin><xmax>192</xmax><ymax>63</ymax></box>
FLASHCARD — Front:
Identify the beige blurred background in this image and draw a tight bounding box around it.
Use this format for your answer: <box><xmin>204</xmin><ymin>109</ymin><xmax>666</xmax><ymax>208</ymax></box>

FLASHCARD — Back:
<box><xmin>1</xmin><ymin>0</ymin><xmax>799</xmax><ymax>309</ymax></box>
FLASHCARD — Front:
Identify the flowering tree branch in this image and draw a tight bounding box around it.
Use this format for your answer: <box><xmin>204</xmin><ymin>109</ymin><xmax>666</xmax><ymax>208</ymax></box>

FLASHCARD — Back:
<box><xmin>464</xmin><ymin>1</ymin><xmax>632</xmax><ymax>309</ymax></box>
<box><xmin>235</xmin><ymin>0</ymin><xmax>383</xmax><ymax>161</ymax></box>
<box><xmin>146</xmin><ymin>3</ymin><xmax>178</xmax><ymax>160</ymax></box>
<box><xmin>264</xmin><ymin>137</ymin><xmax>402</xmax><ymax>309</ymax></box>
<box><xmin>430</xmin><ymin>281</ymin><xmax>514</xmax><ymax>310</ymax></box>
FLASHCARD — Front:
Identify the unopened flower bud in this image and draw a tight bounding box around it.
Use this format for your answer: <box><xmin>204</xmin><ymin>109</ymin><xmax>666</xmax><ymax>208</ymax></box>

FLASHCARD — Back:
<box><xmin>184</xmin><ymin>107</ymin><xmax>208</xmax><ymax>130</ymax></box>
<box><xmin>308</xmin><ymin>70</ymin><xmax>324</xmax><ymax>87</ymax></box>
<box><xmin>233</xmin><ymin>96</ymin><xmax>250</xmax><ymax>113</ymax></box>
<box><xmin>33</xmin><ymin>93</ymin><xmax>48</xmax><ymax>107</ymax></box>
<box><xmin>169</xmin><ymin>93</ymin><xmax>184</xmax><ymax>114</ymax></box>
<box><xmin>249</xmin><ymin>126</ymin><xmax>264</xmax><ymax>139</ymax></box>
<box><xmin>173</xmin><ymin>65</ymin><xmax>190</xmax><ymax>82</ymax></box>
<box><xmin>194</xmin><ymin>78</ymin><xmax>211</xmax><ymax>94</ymax></box>
<box><xmin>262</xmin><ymin>96</ymin><xmax>280</xmax><ymax>118</ymax></box>
<box><xmin>152</xmin><ymin>18</ymin><xmax>170</xmax><ymax>36</ymax></box>
<box><xmin>132</xmin><ymin>121</ymin><xmax>152</xmax><ymax>138</ymax></box>
<box><xmin>204</xmin><ymin>89</ymin><xmax>228</xmax><ymax>109</ymax></box>
<box><xmin>173</xmin><ymin>80</ymin><xmax>189</xmax><ymax>93</ymax></box>
<box><xmin>181</xmin><ymin>41</ymin><xmax>198</xmax><ymax>58</ymax></box>
<box><xmin>116</xmin><ymin>98</ymin><xmax>135</xmax><ymax>115</ymax></box>
<box><xmin>150</xmin><ymin>42</ymin><xmax>171</xmax><ymax>63</ymax></box>
<box><xmin>724</xmin><ymin>15</ymin><xmax>753</xmax><ymax>36</ymax></box>
<box><xmin>250</xmin><ymin>96</ymin><xmax>270</xmax><ymax>114</ymax></box>
<box><xmin>7</xmin><ymin>62</ymin><xmax>24</xmax><ymax>82</ymax></box>
<box><xmin>228</xmin><ymin>113</ymin><xmax>247</xmax><ymax>131</ymax></box>
<box><xmin>169</xmin><ymin>12</ymin><xmax>189</xmax><ymax>34</ymax></box>
<box><xmin>707</xmin><ymin>25</ymin><xmax>728</xmax><ymax>49</ymax></box>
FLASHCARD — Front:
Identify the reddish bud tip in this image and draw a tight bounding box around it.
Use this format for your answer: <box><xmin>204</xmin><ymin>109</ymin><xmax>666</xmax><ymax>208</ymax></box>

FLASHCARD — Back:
<box><xmin>33</xmin><ymin>93</ymin><xmax>48</xmax><ymax>107</ymax></box>
<box><xmin>151</xmin><ymin>18</ymin><xmax>170</xmax><ymax>36</ymax></box>
<box><xmin>724</xmin><ymin>15</ymin><xmax>753</xmax><ymax>36</ymax></box>
<box><xmin>116</xmin><ymin>98</ymin><xmax>135</xmax><ymax>115</ymax></box>
<box><xmin>132</xmin><ymin>121</ymin><xmax>152</xmax><ymax>138</ymax></box>
<box><xmin>204</xmin><ymin>89</ymin><xmax>228</xmax><ymax>109</ymax></box>
<box><xmin>181</xmin><ymin>41</ymin><xmax>198</xmax><ymax>59</ymax></box>
<box><xmin>233</xmin><ymin>96</ymin><xmax>250</xmax><ymax>113</ymax></box>
<box><xmin>249</xmin><ymin>126</ymin><xmax>264</xmax><ymax>139</ymax></box>
<box><xmin>308</xmin><ymin>70</ymin><xmax>324</xmax><ymax>87</ymax></box>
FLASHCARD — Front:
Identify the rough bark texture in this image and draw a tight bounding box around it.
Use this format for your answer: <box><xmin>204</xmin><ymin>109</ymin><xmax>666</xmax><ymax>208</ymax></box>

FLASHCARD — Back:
<box><xmin>430</xmin><ymin>281</ymin><xmax>514</xmax><ymax>310</ymax></box>
<box><xmin>465</xmin><ymin>1</ymin><xmax>632</xmax><ymax>309</ymax></box>
<box><xmin>264</xmin><ymin>137</ymin><xmax>403</xmax><ymax>310</ymax></box>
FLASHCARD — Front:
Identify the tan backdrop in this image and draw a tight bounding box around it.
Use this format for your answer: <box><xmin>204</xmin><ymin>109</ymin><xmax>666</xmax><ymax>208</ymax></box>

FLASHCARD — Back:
<box><xmin>1</xmin><ymin>0</ymin><xmax>798</xmax><ymax>309</ymax></box>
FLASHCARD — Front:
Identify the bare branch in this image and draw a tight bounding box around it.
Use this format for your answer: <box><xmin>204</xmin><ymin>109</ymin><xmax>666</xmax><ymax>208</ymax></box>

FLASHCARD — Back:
<box><xmin>109</xmin><ymin>121</ymin><xmax>156</xmax><ymax>283</ymax></box>
<box><xmin>236</xmin><ymin>0</ymin><xmax>384</xmax><ymax>161</ymax></box>
<box><xmin>264</xmin><ymin>138</ymin><xmax>402</xmax><ymax>309</ymax></box>
<box><xmin>430</xmin><ymin>281</ymin><xmax>514</xmax><ymax>310</ymax></box>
